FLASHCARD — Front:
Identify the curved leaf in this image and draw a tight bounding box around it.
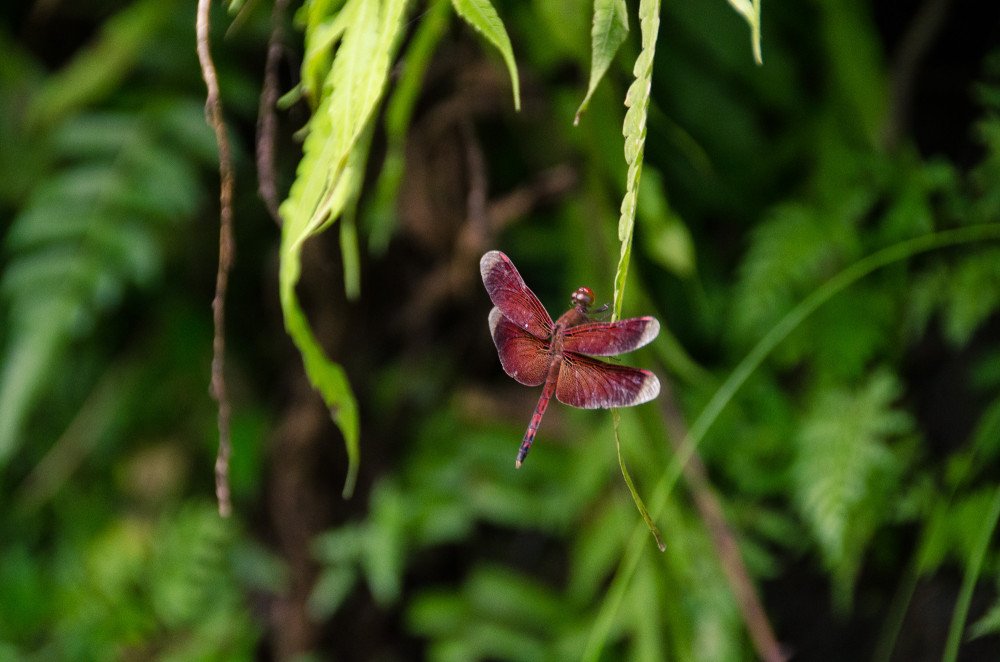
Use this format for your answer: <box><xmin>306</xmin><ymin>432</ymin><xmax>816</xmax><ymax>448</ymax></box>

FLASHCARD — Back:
<box><xmin>575</xmin><ymin>0</ymin><xmax>629</xmax><ymax>125</ymax></box>
<box><xmin>279</xmin><ymin>0</ymin><xmax>409</xmax><ymax>496</ymax></box>
<box><xmin>450</xmin><ymin>0</ymin><xmax>521</xmax><ymax>110</ymax></box>
<box><xmin>0</xmin><ymin>105</ymin><xmax>211</xmax><ymax>465</ymax></box>
<box><xmin>724</xmin><ymin>0</ymin><xmax>762</xmax><ymax>64</ymax></box>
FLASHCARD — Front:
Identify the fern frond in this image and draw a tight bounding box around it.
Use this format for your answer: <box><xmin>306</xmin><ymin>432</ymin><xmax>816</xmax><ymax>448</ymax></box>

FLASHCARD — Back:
<box><xmin>0</xmin><ymin>105</ymin><xmax>213</xmax><ymax>465</ymax></box>
<box><xmin>793</xmin><ymin>369</ymin><xmax>913</xmax><ymax>607</ymax></box>
<box><xmin>731</xmin><ymin>203</ymin><xmax>851</xmax><ymax>346</ymax></box>
<box><xmin>942</xmin><ymin>248</ymin><xmax>1000</xmax><ymax>346</ymax></box>
<box><xmin>905</xmin><ymin>247</ymin><xmax>1000</xmax><ymax>348</ymax></box>
<box><xmin>150</xmin><ymin>505</ymin><xmax>232</xmax><ymax>627</ymax></box>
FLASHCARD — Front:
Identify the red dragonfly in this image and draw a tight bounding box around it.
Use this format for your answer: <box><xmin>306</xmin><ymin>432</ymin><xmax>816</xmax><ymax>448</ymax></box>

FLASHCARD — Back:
<box><xmin>481</xmin><ymin>250</ymin><xmax>660</xmax><ymax>467</ymax></box>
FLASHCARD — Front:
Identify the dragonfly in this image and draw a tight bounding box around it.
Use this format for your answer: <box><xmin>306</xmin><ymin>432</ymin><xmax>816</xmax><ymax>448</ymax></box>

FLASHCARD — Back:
<box><xmin>480</xmin><ymin>250</ymin><xmax>661</xmax><ymax>467</ymax></box>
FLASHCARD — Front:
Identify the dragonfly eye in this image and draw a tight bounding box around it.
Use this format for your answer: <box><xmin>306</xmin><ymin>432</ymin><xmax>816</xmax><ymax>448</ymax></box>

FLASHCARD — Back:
<box><xmin>571</xmin><ymin>286</ymin><xmax>595</xmax><ymax>309</ymax></box>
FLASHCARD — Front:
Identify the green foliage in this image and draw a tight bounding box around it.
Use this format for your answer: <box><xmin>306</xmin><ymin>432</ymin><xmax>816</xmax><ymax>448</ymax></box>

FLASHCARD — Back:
<box><xmin>636</xmin><ymin>167</ymin><xmax>697</xmax><ymax>279</ymax></box>
<box><xmin>367</xmin><ymin>0</ymin><xmax>451</xmax><ymax>252</ymax></box>
<box><xmin>792</xmin><ymin>370</ymin><xmax>912</xmax><ymax>606</ymax></box>
<box><xmin>731</xmin><ymin>202</ymin><xmax>854</xmax><ymax>347</ymax></box>
<box><xmin>944</xmin><ymin>487</ymin><xmax>1000</xmax><ymax>662</ymax></box>
<box><xmin>612</xmin><ymin>0</ymin><xmax>659</xmax><ymax>317</ymax></box>
<box><xmin>296</xmin><ymin>0</ymin><xmax>1000</xmax><ymax>658</ymax></box>
<box><xmin>4</xmin><ymin>1</ymin><xmax>1000</xmax><ymax>661</ymax></box>
<box><xmin>450</xmin><ymin>0</ymin><xmax>521</xmax><ymax>110</ymax></box>
<box><xmin>575</xmin><ymin>0</ymin><xmax>629</xmax><ymax>124</ymax></box>
<box><xmin>0</xmin><ymin>2</ymin><xmax>268</xmax><ymax>658</ymax></box>
<box><xmin>0</xmin><ymin>104</ymin><xmax>213</xmax><ymax>463</ymax></box>
<box><xmin>25</xmin><ymin>0</ymin><xmax>175</xmax><ymax>130</ymax></box>
<box><xmin>0</xmin><ymin>503</ymin><xmax>259</xmax><ymax>661</ymax></box>
<box><xmin>280</xmin><ymin>0</ymin><xmax>411</xmax><ymax>496</ymax></box>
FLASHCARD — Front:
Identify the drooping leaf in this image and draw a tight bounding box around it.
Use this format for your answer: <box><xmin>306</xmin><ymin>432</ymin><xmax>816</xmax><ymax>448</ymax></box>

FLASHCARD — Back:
<box><xmin>279</xmin><ymin>0</ymin><xmax>409</xmax><ymax>497</ymax></box>
<box><xmin>367</xmin><ymin>0</ymin><xmax>451</xmax><ymax>252</ymax></box>
<box><xmin>575</xmin><ymin>0</ymin><xmax>629</xmax><ymax>125</ymax></box>
<box><xmin>450</xmin><ymin>0</ymin><xmax>521</xmax><ymax>110</ymax></box>
<box><xmin>723</xmin><ymin>0</ymin><xmax>762</xmax><ymax>64</ymax></box>
<box><xmin>606</xmin><ymin>0</ymin><xmax>664</xmax><ymax>599</ymax></box>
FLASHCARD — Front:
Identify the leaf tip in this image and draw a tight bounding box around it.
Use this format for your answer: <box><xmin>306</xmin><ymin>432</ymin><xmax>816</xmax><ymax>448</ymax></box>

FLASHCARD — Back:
<box><xmin>341</xmin><ymin>458</ymin><xmax>358</xmax><ymax>498</ymax></box>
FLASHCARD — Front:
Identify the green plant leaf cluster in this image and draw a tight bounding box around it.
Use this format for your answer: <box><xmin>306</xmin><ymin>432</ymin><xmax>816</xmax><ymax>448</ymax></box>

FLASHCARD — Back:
<box><xmin>0</xmin><ymin>104</ymin><xmax>214</xmax><ymax>464</ymax></box>
<box><xmin>3</xmin><ymin>1</ymin><xmax>1000</xmax><ymax>660</ymax></box>
<box><xmin>0</xmin><ymin>0</ymin><xmax>218</xmax><ymax>466</ymax></box>
<box><xmin>289</xmin><ymin>0</ymin><xmax>1000</xmax><ymax>656</ymax></box>
<box><xmin>0</xmin><ymin>3</ymin><xmax>270</xmax><ymax>658</ymax></box>
<box><xmin>793</xmin><ymin>370</ymin><xmax>912</xmax><ymax>606</ymax></box>
<box><xmin>281</xmin><ymin>0</ymin><xmax>530</xmax><ymax>495</ymax></box>
<box><xmin>281</xmin><ymin>0</ymin><xmax>412</xmax><ymax>496</ymax></box>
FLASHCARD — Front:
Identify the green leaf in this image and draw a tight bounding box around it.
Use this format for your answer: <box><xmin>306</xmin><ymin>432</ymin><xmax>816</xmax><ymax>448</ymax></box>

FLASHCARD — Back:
<box><xmin>611</xmin><ymin>0</ymin><xmax>659</xmax><ymax>318</ymax></box>
<box><xmin>605</xmin><ymin>0</ymin><xmax>664</xmax><ymax>623</ymax></box>
<box><xmin>724</xmin><ymin>0</ymin><xmax>762</xmax><ymax>64</ymax></box>
<box><xmin>819</xmin><ymin>0</ymin><xmax>887</xmax><ymax>145</ymax></box>
<box><xmin>361</xmin><ymin>481</ymin><xmax>408</xmax><ymax>604</ymax></box>
<box><xmin>450</xmin><ymin>0</ymin><xmax>521</xmax><ymax>110</ymax></box>
<box><xmin>944</xmin><ymin>486</ymin><xmax>1000</xmax><ymax>662</ymax></box>
<box><xmin>968</xmin><ymin>602</ymin><xmax>1000</xmax><ymax>640</ymax></box>
<box><xmin>367</xmin><ymin>0</ymin><xmax>450</xmax><ymax>252</ymax></box>
<box><xmin>793</xmin><ymin>370</ymin><xmax>912</xmax><ymax>607</ymax></box>
<box><xmin>308</xmin><ymin>566</ymin><xmax>359</xmax><ymax>620</ymax></box>
<box><xmin>27</xmin><ymin>0</ymin><xmax>173</xmax><ymax>130</ymax></box>
<box><xmin>0</xmin><ymin>106</ymin><xmax>209</xmax><ymax>465</ymax></box>
<box><xmin>279</xmin><ymin>0</ymin><xmax>409</xmax><ymax>496</ymax></box>
<box><xmin>637</xmin><ymin>167</ymin><xmax>696</xmax><ymax>278</ymax></box>
<box><xmin>574</xmin><ymin>0</ymin><xmax>629</xmax><ymax>125</ymax></box>
<box><xmin>614</xmin><ymin>411</ymin><xmax>665</xmax><ymax>551</ymax></box>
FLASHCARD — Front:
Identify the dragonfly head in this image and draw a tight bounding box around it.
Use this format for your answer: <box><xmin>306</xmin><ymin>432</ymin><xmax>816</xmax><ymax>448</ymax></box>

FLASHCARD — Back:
<box><xmin>571</xmin><ymin>286</ymin><xmax>595</xmax><ymax>310</ymax></box>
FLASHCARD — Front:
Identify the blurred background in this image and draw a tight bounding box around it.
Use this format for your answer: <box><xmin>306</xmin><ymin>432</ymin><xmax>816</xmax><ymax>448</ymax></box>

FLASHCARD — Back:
<box><xmin>1</xmin><ymin>0</ymin><xmax>1000</xmax><ymax>660</ymax></box>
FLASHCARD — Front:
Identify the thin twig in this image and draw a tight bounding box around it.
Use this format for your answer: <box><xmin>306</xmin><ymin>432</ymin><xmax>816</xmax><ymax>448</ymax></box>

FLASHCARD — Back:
<box><xmin>196</xmin><ymin>0</ymin><xmax>236</xmax><ymax>517</ymax></box>
<box><xmin>658</xmin><ymin>381</ymin><xmax>787</xmax><ymax>662</ymax></box>
<box><xmin>257</xmin><ymin>0</ymin><xmax>289</xmax><ymax>224</ymax></box>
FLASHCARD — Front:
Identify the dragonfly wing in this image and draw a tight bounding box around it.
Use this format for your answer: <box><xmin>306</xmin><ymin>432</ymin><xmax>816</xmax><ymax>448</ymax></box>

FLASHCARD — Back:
<box><xmin>481</xmin><ymin>251</ymin><xmax>553</xmax><ymax>339</ymax></box>
<box><xmin>489</xmin><ymin>307</ymin><xmax>552</xmax><ymax>386</ymax></box>
<box><xmin>555</xmin><ymin>351</ymin><xmax>660</xmax><ymax>409</ymax></box>
<box><xmin>562</xmin><ymin>317</ymin><xmax>660</xmax><ymax>356</ymax></box>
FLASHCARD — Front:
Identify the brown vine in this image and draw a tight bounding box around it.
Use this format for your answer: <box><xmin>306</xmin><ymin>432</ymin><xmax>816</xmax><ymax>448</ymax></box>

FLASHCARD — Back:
<box><xmin>196</xmin><ymin>0</ymin><xmax>235</xmax><ymax>517</ymax></box>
